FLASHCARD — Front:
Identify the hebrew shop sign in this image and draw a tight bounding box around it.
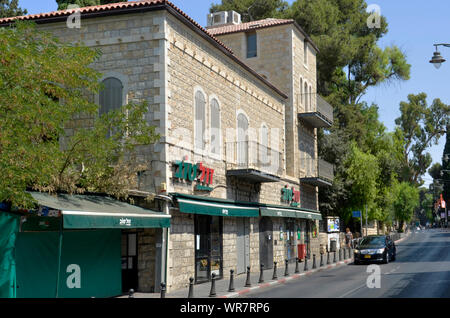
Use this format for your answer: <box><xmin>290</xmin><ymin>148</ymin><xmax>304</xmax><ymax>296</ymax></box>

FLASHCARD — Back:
<box><xmin>173</xmin><ymin>160</ymin><xmax>214</xmax><ymax>191</ymax></box>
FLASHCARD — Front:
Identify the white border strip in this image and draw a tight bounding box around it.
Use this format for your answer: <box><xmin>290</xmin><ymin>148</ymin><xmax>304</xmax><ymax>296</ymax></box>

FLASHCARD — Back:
<box><xmin>177</xmin><ymin>198</ymin><xmax>259</xmax><ymax>211</ymax></box>
<box><xmin>62</xmin><ymin>211</ymin><xmax>171</xmax><ymax>218</ymax></box>
<box><xmin>263</xmin><ymin>206</ymin><xmax>321</xmax><ymax>217</ymax></box>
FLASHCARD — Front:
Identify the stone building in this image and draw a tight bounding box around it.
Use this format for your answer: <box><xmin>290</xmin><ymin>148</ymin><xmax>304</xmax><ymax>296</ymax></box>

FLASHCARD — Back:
<box><xmin>0</xmin><ymin>0</ymin><xmax>334</xmax><ymax>294</ymax></box>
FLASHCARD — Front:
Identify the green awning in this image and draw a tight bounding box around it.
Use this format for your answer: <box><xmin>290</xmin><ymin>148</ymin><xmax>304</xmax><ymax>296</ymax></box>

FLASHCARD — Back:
<box><xmin>260</xmin><ymin>207</ymin><xmax>322</xmax><ymax>220</ymax></box>
<box><xmin>172</xmin><ymin>193</ymin><xmax>260</xmax><ymax>217</ymax></box>
<box><xmin>29</xmin><ymin>192</ymin><xmax>171</xmax><ymax>229</ymax></box>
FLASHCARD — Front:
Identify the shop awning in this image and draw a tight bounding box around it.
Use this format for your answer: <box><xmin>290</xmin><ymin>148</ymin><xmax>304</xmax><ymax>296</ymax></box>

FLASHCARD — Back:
<box><xmin>172</xmin><ymin>193</ymin><xmax>260</xmax><ymax>217</ymax></box>
<box><xmin>260</xmin><ymin>206</ymin><xmax>322</xmax><ymax>220</ymax></box>
<box><xmin>29</xmin><ymin>192</ymin><xmax>171</xmax><ymax>229</ymax></box>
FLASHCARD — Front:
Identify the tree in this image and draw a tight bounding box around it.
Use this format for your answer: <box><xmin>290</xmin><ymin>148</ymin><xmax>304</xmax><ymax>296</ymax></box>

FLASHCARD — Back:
<box><xmin>391</xmin><ymin>182</ymin><xmax>419</xmax><ymax>231</ymax></box>
<box><xmin>0</xmin><ymin>22</ymin><xmax>159</xmax><ymax>208</ymax></box>
<box><xmin>0</xmin><ymin>0</ymin><xmax>27</xmax><ymax>18</ymax></box>
<box><xmin>291</xmin><ymin>0</ymin><xmax>409</xmax><ymax>100</ymax></box>
<box><xmin>428</xmin><ymin>162</ymin><xmax>442</xmax><ymax>180</ymax></box>
<box><xmin>56</xmin><ymin>0</ymin><xmax>124</xmax><ymax>10</ymax></box>
<box><xmin>210</xmin><ymin>0</ymin><xmax>289</xmax><ymax>22</ymax></box>
<box><xmin>395</xmin><ymin>93</ymin><xmax>450</xmax><ymax>185</ymax></box>
<box><xmin>343</xmin><ymin>143</ymin><xmax>380</xmax><ymax>224</ymax></box>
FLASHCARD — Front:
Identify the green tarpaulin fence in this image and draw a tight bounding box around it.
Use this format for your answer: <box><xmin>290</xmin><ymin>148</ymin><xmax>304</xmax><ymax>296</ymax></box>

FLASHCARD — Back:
<box><xmin>0</xmin><ymin>213</ymin><xmax>19</xmax><ymax>298</ymax></box>
<box><xmin>15</xmin><ymin>229</ymin><xmax>122</xmax><ymax>298</ymax></box>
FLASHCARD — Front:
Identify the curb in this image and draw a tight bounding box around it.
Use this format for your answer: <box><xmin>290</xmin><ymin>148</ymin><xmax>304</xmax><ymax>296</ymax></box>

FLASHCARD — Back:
<box><xmin>220</xmin><ymin>258</ymin><xmax>353</xmax><ymax>298</ymax></box>
<box><xmin>394</xmin><ymin>231</ymin><xmax>411</xmax><ymax>244</ymax></box>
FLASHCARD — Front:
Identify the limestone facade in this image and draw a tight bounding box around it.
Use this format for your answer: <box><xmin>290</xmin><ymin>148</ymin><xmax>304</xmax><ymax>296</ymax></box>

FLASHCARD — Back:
<box><xmin>25</xmin><ymin>4</ymin><xmax>325</xmax><ymax>294</ymax></box>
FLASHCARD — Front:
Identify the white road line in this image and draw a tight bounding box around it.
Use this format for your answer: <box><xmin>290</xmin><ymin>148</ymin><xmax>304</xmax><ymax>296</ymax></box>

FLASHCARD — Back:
<box><xmin>338</xmin><ymin>283</ymin><xmax>368</xmax><ymax>298</ymax></box>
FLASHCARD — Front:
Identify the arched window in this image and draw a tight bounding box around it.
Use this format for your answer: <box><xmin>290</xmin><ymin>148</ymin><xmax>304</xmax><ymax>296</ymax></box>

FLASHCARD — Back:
<box><xmin>260</xmin><ymin>124</ymin><xmax>269</xmax><ymax>165</ymax></box>
<box><xmin>300</xmin><ymin>78</ymin><xmax>303</xmax><ymax>107</ymax></box>
<box><xmin>99</xmin><ymin>77</ymin><xmax>124</xmax><ymax>137</ymax></box>
<box><xmin>237</xmin><ymin>113</ymin><xmax>249</xmax><ymax>165</ymax></box>
<box><xmin>304</xmin><ymin>82</ymin><xmax>309</xmax><ymax>111</ymax></box>
<box><xmin>309</xmin><ymin>85</ymin><xmax>313</xmax><ymax>111</ymax></box>
<box><xmin>210</xmin><ymin>98</ymin><xmax>220</xmax><ymax>155</ymax></box>
<box><xmin>195</xmin><ymin>90</ymin><xmax>206</xmax><ymax>150</ymax></box>
<box><xmin>99</xmin><ymin>77</ymin><xmax>123</xmax><ymax>116</ymax></box>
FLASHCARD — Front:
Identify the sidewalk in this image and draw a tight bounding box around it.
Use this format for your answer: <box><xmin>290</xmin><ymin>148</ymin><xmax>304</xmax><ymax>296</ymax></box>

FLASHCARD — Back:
<box><xmin>119</xmin><ymin>233</ymin><xmax>411</xmax><ymax>299</ymax></box>
<box><xmin>121</xmin><ymin>251</ymin><xmax>354</xmax><ymax>299</ymax></box>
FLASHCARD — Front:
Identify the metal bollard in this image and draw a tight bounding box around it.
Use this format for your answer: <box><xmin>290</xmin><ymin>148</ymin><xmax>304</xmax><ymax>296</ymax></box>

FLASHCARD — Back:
<box><xmin>284</xmin><ymin>259</ymin><xmax>289</xmax><ymax>276</ymax></box>
<box><xmin>327</xmin><ymin>252</ymin><xmax>331</xmax><ymax>265</ymax></box>
<box><xmin>295</xmin><ymin>258</ymin><xmax>300</xmax><ymax>273</ymax></box>
<box><xmin>320</xmin><ymin>253</ymin><xmax>324</xmax><ymax>267</ymax></box>
<box><xmin>245</xmin><ymin>266</ymin><xmax>252</xmax><ymax>287</ymax></box>
<box><xmin>312</xmin><ymin>254</ymin><xmax>317</xmax><ymax>269</ymax></box>
<box><xmin>333</xmin><ymin>251</ymin><xmax>337</xmax><ymax>263</ymax></box>
<box><xmin>304</xmin><ymin>257</ymin><xmax>309</xmax><ymax>271</ymax></box>
<box><xmin>128</xmin><ymin>289</ymin><xmax>134</xmax><ymax>298</ymax></box>
<box><xmin>258</xmin><ymin>263</ymin><xmax>265</xmax><ymax>283</ymax></box>
<box><xmin>188</xmin><ymin>277</ymin><xmax>194</xmax><ymax>298</ymax></box>
<box><xmin>343</xmin><ymin>248</ymin><xmax>347</xmax><ymax>259</ymax></box>
<box><xmin>209</xmin><ymin>273</ymin><xmax>217</xmax><ymax>297</ymax></box>
<box><xmin>228</xmin><ymin>270</ymin><xmax>235</xmax><ymax>292</ymax></box>
<box><xmin>160</xmin><ymin>283</ymin><xmax>166</xmax><ymax>298</ymax></box>
<box><xmin>339</xmin><ymin>248</ymin><xmax>343</xmax><ymax>262</ymax></box>
<box><xmin>272</xmin><ymin>262</ymin><xmax>278</xmax><ymax>280</ymax></box>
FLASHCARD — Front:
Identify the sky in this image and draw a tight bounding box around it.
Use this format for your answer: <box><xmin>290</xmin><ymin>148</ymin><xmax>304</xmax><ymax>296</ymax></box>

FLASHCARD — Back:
<box><xmin>18</xmin><ymin>0</ymin><xmax>450</xmax><ymax>186</ymax></box>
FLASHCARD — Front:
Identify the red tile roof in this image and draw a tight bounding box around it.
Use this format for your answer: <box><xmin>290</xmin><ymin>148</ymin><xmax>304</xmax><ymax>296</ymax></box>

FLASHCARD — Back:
<box><xmin>0</xmin><ymin>0</ymin><xmax>234</xmax><ymax>54</ymax></box>
<box><xmin>207</xmin><ymin>17</ymin><xmax>319</xmax><ymax>53</ymax></box>
<box><xmin>0</xmin><ymin>0</ymin><xmax>288</xmax><ymax>98</ymax></box>
<box><xmin>206</xmin><ymin>18</ymin><xmax>294</xmax><ymax>36</ymax></box>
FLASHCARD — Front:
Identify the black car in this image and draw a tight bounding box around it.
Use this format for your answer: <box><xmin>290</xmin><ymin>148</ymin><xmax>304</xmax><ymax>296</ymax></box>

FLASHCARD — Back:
<box><xmin>353</xmin><ymin>235</ymin><xmax>396</xmax><ymax>265</ymax></box>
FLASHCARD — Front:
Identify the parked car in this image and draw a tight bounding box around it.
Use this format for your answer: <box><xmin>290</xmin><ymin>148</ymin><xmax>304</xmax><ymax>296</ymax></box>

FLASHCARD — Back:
<box><xmin>354</xmin><ymin>235</ymin><xmax>396</xmax><ymax>265</ymax></box>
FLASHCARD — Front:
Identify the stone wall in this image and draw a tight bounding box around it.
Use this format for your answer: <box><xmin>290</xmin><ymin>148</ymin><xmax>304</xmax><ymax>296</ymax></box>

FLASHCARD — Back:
<box><xmin>137</xmin><ymin>229</ymin><xmax>157</xmax><ymax>292</ymax></box>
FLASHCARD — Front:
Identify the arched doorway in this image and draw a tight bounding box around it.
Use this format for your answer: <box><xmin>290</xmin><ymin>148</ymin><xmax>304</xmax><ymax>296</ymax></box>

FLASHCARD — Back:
<box><xmin>259</xmin><ymin>217</ymin><xmax>273</xmax><ymax>269</ymax></box>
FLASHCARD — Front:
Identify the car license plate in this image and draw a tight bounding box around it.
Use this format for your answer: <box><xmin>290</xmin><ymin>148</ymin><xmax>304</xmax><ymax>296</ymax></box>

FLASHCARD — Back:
<box><xmin>364</xmin><ymin>255</ymin><xmax>371</xmax><ymax>259</ymax></box>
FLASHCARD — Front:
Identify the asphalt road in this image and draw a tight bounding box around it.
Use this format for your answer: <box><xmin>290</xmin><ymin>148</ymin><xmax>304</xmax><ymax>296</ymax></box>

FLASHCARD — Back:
<box><xmin>243</xmin><ymin>229</ymin><xmax>450</xmax><ymax>298</ymax></box>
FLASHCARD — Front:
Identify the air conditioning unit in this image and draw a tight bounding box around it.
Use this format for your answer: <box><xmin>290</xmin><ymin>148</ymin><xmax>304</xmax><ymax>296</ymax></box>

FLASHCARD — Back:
<box><xmin>207</xmin><ymin>11</ymin><xmax>241</xmax><ymax>27</ymax></box>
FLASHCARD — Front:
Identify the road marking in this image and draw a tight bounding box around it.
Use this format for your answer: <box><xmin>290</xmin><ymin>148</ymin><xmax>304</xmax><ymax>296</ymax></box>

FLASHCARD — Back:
<box><xmin>385</xmin><ymin>266</ymin><xmax>400</xmax><ymax>275</ymax></box>
<box><xmin>339</xmin><ymin>283</ymin><xmax>368</xmax><ymax>298</ymax></box>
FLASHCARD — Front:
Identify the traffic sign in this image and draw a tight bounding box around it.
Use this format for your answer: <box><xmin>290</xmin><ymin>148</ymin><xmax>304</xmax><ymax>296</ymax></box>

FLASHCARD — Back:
<box><xmin>352</xmin><ymin>211</ymin><xmax>361</xmax><ymax>218</ymax></box>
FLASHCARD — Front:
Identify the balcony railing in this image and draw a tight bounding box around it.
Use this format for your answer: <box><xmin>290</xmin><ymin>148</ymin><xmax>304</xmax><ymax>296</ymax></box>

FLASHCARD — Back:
<box><xmin>300</xmin><ymin>158</ymin><xmax>334</xmax><ymax>187</ymax></box>
<box><xmin>298</xmin><ymin>94</ymin><xmax>334</xmax><ymax>128</ymax></box>
<box><xmin>226</xmin><ymin>141</ymin><xmax>283</xmax><ymax>183</ymax></box>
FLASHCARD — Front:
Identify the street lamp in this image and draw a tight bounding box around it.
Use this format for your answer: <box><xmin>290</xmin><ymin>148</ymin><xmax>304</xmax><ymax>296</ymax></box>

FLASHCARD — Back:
<box><xmin>429</xmin><ymin>44</ymin><xmax>450</xmax><ymax>69</ymax></box>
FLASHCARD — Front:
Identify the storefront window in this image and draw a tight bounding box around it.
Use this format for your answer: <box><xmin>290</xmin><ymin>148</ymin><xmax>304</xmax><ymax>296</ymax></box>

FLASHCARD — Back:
<box><xmin>195</xmin><ymin>215</ymin><xmax>223</xmax><ymax>283</ymax></box>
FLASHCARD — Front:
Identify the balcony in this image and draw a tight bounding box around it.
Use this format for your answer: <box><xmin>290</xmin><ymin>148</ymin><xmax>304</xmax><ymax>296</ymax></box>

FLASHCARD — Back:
<box><xmin>298</xmin><ymin>94</ymin><xmax>334</xmax><ymax>128</ymax></box>
<box><xmin>226</xmin><ymin>141</ymin><xmax>282</xmax><ymax>183</ymax></box>
<box><xmin>300</xmin><ymin>158</ymin><xmax>334</xmax><ymax>187</ymax></box>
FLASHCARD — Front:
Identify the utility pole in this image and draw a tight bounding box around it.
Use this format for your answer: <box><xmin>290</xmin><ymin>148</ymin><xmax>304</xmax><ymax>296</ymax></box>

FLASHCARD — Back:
<box><xmin>365</xmin><ymin>204</ymin><xmax>368</xmax><ymax>237</ymax></box>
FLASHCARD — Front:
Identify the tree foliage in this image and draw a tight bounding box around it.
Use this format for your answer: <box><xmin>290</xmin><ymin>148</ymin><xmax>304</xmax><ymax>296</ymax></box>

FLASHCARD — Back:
<box><xmin>391</xmin><ymin>181</ymin><xmax>420</xmax><ymax>230</ymax></box>
<box><xmin>56</xmin><ymin>0</ymin><xmax>123</xmax><ymax>10</ymax></box>
<box><xmin>210</xmin><ymin>0</ymin><xmax>289</xmax><ymax>22</ymax></box>
<box><xmin>395</xmin><ymin>93</ymin><xmax>450</xmax><ymax>185</ymax></box>
<box><xmin>0</xmin><ymin>22</ymin><xmax>159</xmax><ymax>208</ymax></box>
<box><xmin>0</xmin><ymin>0</ymin><xmax>27</xmax><ymax>18</ymax></box>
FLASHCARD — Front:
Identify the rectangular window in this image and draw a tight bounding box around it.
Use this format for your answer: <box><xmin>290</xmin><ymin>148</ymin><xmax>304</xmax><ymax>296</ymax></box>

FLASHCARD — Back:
<box><xmin>304</xmin><ymin>41</ymin><xmax>308</xmax><ymax>65</ymax></box>
<box><xmin>246</xmin><ymin>32</ymin><xmax>257</xmax><ymax>58</ymax></box>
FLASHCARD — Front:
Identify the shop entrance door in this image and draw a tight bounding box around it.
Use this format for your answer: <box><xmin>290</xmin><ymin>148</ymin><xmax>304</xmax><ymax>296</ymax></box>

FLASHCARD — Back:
<box><xmin>285</xmin><ymin>219</ymin><xmax>296</xmax><ymax>262</ymax></box>
<box><xmin>259</xmin><ymin>217</ymin><xmax>273</xmax><ymax>270</ymax></box>
<box><xmin>195</xmin><ymin>215</ymin><xmax>223</xmax><ymax>284</ymax></box>
<box><xmin>121</xmin><ymin>232</ymin><xmax>138</xmax><ymax>292</ymax></box>
<box><xmin>236</xmin><ymin>218</ymin><xmax>250</xmax><ymax>274</ymax></box>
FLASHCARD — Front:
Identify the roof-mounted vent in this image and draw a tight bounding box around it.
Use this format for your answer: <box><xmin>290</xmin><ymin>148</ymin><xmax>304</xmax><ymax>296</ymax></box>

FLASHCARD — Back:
<box><xmin>207</xmin><ymin>11</ymin><xmax>241</xmax><ymax>28</ymax></box>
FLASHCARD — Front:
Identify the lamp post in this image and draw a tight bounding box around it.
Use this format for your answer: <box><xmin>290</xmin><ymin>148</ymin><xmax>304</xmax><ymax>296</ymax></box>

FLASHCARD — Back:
<box><xmin>430</xmin><ymin>44</ymin><xmax>450</xmax><ymax>69</ymax></box>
